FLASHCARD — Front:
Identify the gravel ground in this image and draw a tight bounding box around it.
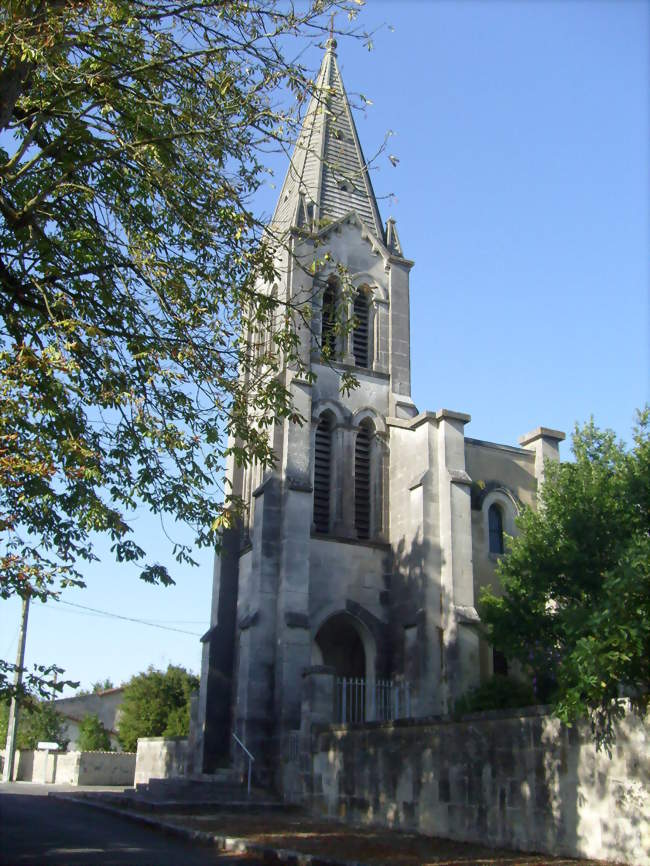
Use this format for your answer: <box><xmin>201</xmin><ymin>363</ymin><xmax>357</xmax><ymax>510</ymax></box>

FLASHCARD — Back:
<box><xmin>156</xmin><ymin>810</ymin><xmax>619</xmax><ymax>866</ymax></box>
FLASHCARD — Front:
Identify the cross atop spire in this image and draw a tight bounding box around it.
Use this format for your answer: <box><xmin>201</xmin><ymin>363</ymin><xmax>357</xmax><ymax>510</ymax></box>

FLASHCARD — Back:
<box><xmin>270</xmin><ymin>41</ymin><xmax>384</xmax><ymax>239</ymax></box>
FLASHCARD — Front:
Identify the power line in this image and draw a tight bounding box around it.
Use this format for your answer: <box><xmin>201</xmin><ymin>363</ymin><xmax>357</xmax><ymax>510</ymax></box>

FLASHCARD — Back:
<box><xmin>52</xmin><ymin>599</ymin><xmax>203</xmax><ymax>637</ymax></box>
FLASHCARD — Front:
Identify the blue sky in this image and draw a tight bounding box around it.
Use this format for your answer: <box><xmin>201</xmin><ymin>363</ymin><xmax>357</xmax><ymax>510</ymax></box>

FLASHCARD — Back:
<box><xmin>2</xmin><ymin>0</ymin><xmax>647</xmax><ymax>697</ymax></box>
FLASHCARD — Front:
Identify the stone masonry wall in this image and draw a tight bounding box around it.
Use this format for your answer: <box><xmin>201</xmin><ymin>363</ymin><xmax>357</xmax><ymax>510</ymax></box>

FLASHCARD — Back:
<box><xmin>2</xmin><ymin>749</ymin><xmax>135</xmax><ymax>785</ymax></box>
<box><xmin>77</xmin><ymin>751</ymin><xmax>135</xmax><ymax>785</ymax></box>
<box><xmin>310</xmin><ymin>708</ymin><xmax>649</xmax><ymax>866</ymax></box>
<box><xmin>134</xmin><ymin>736</ymin><xmax>188</xmax><ymax>785</ymax></box>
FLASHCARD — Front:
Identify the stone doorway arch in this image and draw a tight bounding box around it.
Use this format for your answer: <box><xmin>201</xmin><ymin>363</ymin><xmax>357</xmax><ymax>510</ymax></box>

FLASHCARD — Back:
<box><xmin>312</xmin><ymin>611</ymin><xmax>377</xmax><ymax>721</ymax></box>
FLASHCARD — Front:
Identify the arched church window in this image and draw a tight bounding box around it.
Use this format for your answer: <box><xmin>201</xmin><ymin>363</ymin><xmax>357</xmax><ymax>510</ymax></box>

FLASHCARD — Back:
<box><xmin>355</xmin><ymin>422</ymin><xmax>372</xmax><ymax>539</ymax></box>
<box><xmin>488</xmin><ymin>503</ymin><xmax>504</xmax><ymax>554</ymax></box>
<box><xmin>352</xmin><ymin>288</ymin><xmax>369</xmax><ymax>368</ymax></box>
<box><xmin>313</xmin><ymin>414</ymin><xmax>333</xmax><ymax>533</ymax></box>
<box><xmin>321</xmin><ymin>278</ymin><xmax>337</xmax><ymax>358</ymax></box>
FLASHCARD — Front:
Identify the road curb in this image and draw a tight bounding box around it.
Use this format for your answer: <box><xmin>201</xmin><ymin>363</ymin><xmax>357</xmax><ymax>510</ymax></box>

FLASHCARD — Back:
<box><xmin>49</xmin><ymin>793</ymin><xmax>362</xmax><ymax>866</ymax></box>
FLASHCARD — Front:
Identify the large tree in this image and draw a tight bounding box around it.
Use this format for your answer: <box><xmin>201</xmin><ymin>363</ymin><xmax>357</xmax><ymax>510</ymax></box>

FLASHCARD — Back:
<box><xmin>0</xmin><ymin>0</ymin><xmax>367</xmax><ymax>697</ymax></box>
<box><xmin>480</xmin><ymin>410</ymin><xmax>650</xmax><ymax>743</ymax></box>
<box><xmin>117</xmin><ymin>664</ymin><xmax>198</xmax><ymax>752</ymax></box>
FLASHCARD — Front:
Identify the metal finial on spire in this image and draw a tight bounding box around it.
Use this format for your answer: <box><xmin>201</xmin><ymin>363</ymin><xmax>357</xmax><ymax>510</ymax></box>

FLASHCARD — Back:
<box><xmin>326</xmin><ymin>12</ymin><xmax>337</xmax><ymax>52</ymax></box>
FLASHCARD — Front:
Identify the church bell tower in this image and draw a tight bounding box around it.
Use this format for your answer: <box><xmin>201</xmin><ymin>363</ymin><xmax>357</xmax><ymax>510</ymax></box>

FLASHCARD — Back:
<box><xmin>196</xmin><ymin>36</ymin><xmax>417</xmax><ymax>789</ymax></box>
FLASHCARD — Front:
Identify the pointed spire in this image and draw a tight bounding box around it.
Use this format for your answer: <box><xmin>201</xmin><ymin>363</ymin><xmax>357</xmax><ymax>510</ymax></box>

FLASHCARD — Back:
<box><xmin>385</xmin><ymin>218</ymin><xmax>403</xmax><ymax>256</ymax></box>
<box><xmin>271</xmin><ymin>42</ymin><xmax>384</xmax><ymax>239</ymax></box>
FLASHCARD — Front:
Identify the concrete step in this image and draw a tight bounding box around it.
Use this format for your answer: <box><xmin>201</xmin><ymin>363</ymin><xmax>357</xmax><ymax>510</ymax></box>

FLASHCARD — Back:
<box><xmin>135</xmin><ymin>780</ymin><xmax>261</xmax><ymax>799</ymax></box>
<box><xmin>135</xmin><ymin>769</ymin><xmax>240</xmax><ymax>793</ymax></box>
<box><xmin>73</xmin><ymin>790</ymin><xmax>291</xmax><ymax>814</ymax></box>
<box><xmin>128</xmin><ymin>772</ymin><xmax>280</xmax><ymax>810</ymax></box>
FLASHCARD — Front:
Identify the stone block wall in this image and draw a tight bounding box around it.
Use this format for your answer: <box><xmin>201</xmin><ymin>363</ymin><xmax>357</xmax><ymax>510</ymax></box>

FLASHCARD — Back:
<box><xmin>310</xmin><ymin>708</ymin><xmax>649</xmax><ymax>866</ymax></box>
<box><xmin>1</xmin><ymin>749</ymin><xmax>135</xmax><ymax>785</ymax></box>
<box><xmin>52</xmin><ymin>751</ymin><xmax>81</xmax><ymax>784</ymax></box>
<box><xmin>134</xmin><ymin>736</ymin><xmax>188</xmax><ymax>785</ymax></box>
<box><xmin>77</xmin><ymin>751</ymin><xmax>136</xmax><ymax>785</ymax></box>
<box><xmin>7</xmin><ymin>748</ymin><xmax>35</xmax><ymax>782</ymax></box>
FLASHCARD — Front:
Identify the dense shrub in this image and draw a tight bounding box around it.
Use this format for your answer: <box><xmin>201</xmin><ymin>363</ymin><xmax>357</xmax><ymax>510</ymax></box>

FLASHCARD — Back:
<box><xmin>77</xmin><ymin>713</ymin><xmax>112</xmax><ymax>751</ymax></box>
<box><xmin>454</xmin><ymin>676</ymin><xmax>537</xmax><ymax>718</ymax></box>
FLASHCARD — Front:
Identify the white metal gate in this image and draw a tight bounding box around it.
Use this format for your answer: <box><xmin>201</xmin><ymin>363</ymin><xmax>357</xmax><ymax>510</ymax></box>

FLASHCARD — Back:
<box><xmin>335</xmin><ymin>678</ymin><xmax>412</xmax><ymax>723</ymax></box>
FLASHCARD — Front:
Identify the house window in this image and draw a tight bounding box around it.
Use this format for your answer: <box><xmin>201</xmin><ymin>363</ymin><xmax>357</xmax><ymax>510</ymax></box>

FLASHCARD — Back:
<box><xmin>352</xmin><ymin>288</ymin><xmax>369</xmax><ymax>368</ymax></box>
<box><xmin>321</xmin><ymin>278</ymin><xmax>337</xmax><ymax>358</ymax></box>
<box><xmin>355</xmin><ymin>423</ymin><xmax>371</xmax><ymax>539</ymax></box>
<box><xmin>488</xmin><ymin>504</ymin><xmax>504</xmax><ymax>554</ymax></box>
<box><xmin>313</xmin><ymin>415</ymin><xmax>333</xmax><ymax>533</ymax></box>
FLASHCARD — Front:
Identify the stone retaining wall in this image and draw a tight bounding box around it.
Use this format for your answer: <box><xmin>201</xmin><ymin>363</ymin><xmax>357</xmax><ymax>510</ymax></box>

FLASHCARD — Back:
<box><xmin>310</xmin><ymin>708</ymin><xmax>649</xmax><ymax>866</ymax></box>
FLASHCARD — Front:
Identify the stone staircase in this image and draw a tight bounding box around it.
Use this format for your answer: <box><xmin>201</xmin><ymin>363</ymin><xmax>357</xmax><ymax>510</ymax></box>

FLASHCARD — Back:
<box><xmin>73</xmin><ymin>769</ymin><xmax>289</xmax><ymax>814</ymax></box>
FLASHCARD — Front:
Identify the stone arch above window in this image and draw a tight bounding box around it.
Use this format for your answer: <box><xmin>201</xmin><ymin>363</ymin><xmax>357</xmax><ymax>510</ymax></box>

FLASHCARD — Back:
<box><xmin>352</xmin><ymin>407</ymin><xmax>386</xmax><ymax>435</ymax></box>
<box><xmin>350</xmin><ymin>273</ymin><xmax>387</xmax><ymax>304</ymax></box>
<box><xmin>311</xmin><ymin>399</ymin><xmax>349</xmax><ymax>428</ymax></box>
<box><xmin>482</xmin><ymin>487</ymin><xmax>519</xmax><ymax>556</ymax></box>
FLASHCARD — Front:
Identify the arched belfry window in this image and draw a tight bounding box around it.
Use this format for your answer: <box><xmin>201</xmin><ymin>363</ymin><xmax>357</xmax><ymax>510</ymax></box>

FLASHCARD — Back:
<box><xmin>313</xmin><ymin>414</ymin><xmax>333</xmax><ymax>533</ymax></box>
<box><xmin>321</xmin><ymin>278</ymin><xmax>337</xmax><ymax>358</ymax></box>
<box><xmin>352</xmin><ymin>288</ymin><xmax>369</xmax><ymax>368</ymax></box>
<box><xmin>488</xmin><ymin>504</ymin><xmax>504</xmax><ymax>554</ymax></box>
<box><xmin>354</xmin><ymin>422</ymin><xmax>372</xmax><ymax>539</ymax></box>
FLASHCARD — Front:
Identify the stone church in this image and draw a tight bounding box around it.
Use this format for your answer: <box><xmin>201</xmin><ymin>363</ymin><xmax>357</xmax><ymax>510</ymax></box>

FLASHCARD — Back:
<box><xmin>195</xmin><ymin>38</ymin><xmax>564</xmax><ymax>794</ymax></box>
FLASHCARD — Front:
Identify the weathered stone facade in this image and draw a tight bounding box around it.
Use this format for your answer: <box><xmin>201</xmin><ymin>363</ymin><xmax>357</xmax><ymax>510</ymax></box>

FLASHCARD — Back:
<box><xmin>195</xmin><ymin>39</ymin><xmax>564</xmax><ymax>796</ymax></box>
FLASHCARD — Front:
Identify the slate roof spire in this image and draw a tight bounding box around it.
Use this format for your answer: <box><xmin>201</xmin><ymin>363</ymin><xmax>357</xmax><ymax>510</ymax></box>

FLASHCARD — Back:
<box><xmin>271</xmin><ymin>38</ymin><xmax>384</xmax><ymax>240</ymax></box>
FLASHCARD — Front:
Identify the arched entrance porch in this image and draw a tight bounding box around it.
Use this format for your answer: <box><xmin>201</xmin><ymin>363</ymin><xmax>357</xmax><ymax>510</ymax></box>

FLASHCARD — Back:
<box><xmin>312</xmin><ymin>611</ymin><xmax>376</xmax><ymax>722</ymax></box>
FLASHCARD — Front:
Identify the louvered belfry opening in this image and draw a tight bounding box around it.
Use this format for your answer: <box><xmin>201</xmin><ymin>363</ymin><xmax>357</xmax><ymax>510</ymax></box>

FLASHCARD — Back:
<box><xmin>352</xmin><ymin>289</ymin><xmax>369</xmax><ymax>368</ymax></box>
<box><xmin>321</xmin><ymin>279</ymin><xmax>337</xmax><ymax>358</ymax></box>
<box><xmin>355</xmin><ymin>423</ymin><xmax>371</xmax><ymax>540</ymax></box>
<box><xmin>313</xmin><ymin>414</ymin><xmax>333</xmax><ymax>533</ymax></box>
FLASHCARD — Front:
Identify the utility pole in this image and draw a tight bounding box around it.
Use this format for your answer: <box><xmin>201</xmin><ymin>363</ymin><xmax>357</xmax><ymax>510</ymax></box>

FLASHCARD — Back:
<box><xmin>2</xmin><ymin>593</ymin><xmax>30</xmax><ymax>783</ymax></box>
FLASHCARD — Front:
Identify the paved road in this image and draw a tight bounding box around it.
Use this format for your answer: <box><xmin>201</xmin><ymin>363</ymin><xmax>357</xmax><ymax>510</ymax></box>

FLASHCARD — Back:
<box><xmin>0</xmin><ymin>783</ymin><xmax>263</xmax><ymax>866</ymax></box>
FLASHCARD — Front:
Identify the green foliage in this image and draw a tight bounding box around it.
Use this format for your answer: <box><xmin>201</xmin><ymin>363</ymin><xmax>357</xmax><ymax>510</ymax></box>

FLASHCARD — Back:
<box><xmin>77</xmin><ymin>713</ymin><xmax>112</xmax><ymax>751</ymax></box>
<box><xmin>0</xmin><ymin>1</ymin><xmax>368</xmax><ymax>697</ymax></box>
<box><xmin>480</xmin><ymin>410</ymin><xmax>650</xmax><ymax>744</ymax></box>
<box><xmin>454</xmin><ymin>676</ymin><xmax>537</xmax><ymax>718</ymax></box>
<box><xmin>0</xmin><ymin>699</ymin><xmax>68</xmax><ymax>750</ymax></box>
<box><xmin>117</xmin><ymin>664</ymin><xmax>198</xmax><ymax>752</ymax></box>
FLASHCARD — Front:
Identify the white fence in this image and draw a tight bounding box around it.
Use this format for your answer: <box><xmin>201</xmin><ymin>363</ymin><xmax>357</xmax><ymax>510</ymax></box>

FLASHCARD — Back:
<box><xmin>335</xmin><ymin>678</ymin><xmax>411</xmax><ymax>724</ymax></box>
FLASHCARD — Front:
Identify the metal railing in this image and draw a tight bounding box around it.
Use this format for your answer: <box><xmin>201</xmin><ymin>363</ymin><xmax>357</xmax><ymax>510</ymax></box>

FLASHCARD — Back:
<box><xmin>232</xmin><ymin>732</ymin><xmax>254</xmax><ymax>797</ymax></box>
<box><xmin>335</xmin><ymin>678</ymin><xmax>412</xmax><ymax>724</ymax></box>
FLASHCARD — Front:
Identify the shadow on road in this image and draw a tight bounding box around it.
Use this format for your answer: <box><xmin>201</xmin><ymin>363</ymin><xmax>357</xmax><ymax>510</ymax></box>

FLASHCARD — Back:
<box><xmin>0</xmin><ymin>789</ymin><xmax>260</xmax><ymax>866</ymax></box>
